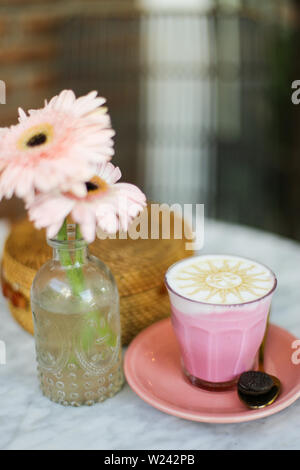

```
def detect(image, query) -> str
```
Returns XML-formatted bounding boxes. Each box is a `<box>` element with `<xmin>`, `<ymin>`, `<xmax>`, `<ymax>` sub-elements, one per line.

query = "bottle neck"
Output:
<box><xmin>48</xmin><ymin>239</ymin><xmax>89</xmax><ymax>265</ymax></box>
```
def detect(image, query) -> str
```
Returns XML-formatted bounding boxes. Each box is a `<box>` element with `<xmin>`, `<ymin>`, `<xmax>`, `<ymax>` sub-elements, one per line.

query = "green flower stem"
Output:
<box><xmin>56</xmin><ymin>220</ymin><xmax>85</xmax><ymax>296</ymax></box>
<box><xmin>56</xmin><ymin>220</ymin><xmax>116</xmax><ymax>349</ymax></box>
<box><xmin>75</xmin><ymin>225</ymin><xmax>85</xmax><ymax>266</ymax></box>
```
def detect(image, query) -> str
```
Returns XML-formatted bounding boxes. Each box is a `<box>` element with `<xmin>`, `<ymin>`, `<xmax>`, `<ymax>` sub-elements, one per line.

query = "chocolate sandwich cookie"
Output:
<box><xmin>238</xmin><ymin>371</ymin><xmax>274</xmax><ymax>396</ymax></box>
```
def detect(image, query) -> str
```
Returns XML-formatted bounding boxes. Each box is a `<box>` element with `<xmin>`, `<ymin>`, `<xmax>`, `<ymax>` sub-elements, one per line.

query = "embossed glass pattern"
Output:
<box><xmin>31</xmin><ymin>238</ymin><xmax>124</xmax><ymax>406</ymax></box>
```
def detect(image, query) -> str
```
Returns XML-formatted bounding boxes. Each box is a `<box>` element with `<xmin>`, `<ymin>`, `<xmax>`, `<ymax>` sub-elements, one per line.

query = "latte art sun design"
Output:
<box><xmin>174</xmin><ymin>257</ymin><xmax>274</xmax><ymax>304</ymax></box>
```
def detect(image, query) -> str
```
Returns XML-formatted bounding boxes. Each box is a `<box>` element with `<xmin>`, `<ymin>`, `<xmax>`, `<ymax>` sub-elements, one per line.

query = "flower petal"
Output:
<box><xmin>0</xmin><ymin>89</ymin><xmax>115</xmax><ymax>200</ymax></box>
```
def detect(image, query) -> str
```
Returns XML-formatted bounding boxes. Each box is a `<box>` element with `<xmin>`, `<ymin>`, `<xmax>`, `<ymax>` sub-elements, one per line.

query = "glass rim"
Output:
<box><xmin>164</xmin><ymin>253</ymin><xmax>277</xmax><ymax>308</ymax></box>
<box><xmin>47</xmin><ymin>238</ymin><xmax>87</xmax><ymax>249</ymax></box>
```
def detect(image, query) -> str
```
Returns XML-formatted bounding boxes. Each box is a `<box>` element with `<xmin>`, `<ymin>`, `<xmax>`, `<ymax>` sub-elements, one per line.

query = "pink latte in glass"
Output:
<box><xmin>165</xmin><ymin>255</ymin><xmax>277</xmax><ymax>389</ymax></box>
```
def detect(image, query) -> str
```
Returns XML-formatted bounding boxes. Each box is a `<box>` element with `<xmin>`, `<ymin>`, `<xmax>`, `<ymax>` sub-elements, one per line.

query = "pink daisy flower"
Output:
<box><xmin>0</xmin><ymin>90</ymin><xmax>115</xmax><ymax>201</ymax></box>
<box><xmin>27</xmin><ymin>162</ymin><xmax>147</xmax><ymax>243</ymax></box>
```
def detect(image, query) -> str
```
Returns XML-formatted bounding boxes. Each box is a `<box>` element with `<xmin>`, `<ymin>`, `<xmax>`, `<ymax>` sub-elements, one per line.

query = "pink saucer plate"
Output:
<box><xmin>124</xmin><ymin>318</ymin><xmax>300</xmax><ymax>423</ymax></box>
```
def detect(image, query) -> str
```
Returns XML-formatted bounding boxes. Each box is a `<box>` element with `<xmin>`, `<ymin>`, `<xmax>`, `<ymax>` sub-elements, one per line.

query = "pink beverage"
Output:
<box><xmin>165</xmin><ymin>255</ymin><xmax>277</xmax><ymax>389</ymax></box>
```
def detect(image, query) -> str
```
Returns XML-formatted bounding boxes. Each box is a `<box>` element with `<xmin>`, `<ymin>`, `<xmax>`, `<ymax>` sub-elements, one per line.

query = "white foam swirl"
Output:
<box><xmin>166</xmin><ymin>255</ymin><xmax>276</xmax><ymax>305</ymax></box>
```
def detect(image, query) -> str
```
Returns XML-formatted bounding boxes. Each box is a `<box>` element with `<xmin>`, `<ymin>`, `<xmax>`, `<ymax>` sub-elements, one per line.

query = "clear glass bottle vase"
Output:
<box><xmin>31</xmin><ymin>229</ymin><xmax>124</xmax><ymax>406</ymax></box>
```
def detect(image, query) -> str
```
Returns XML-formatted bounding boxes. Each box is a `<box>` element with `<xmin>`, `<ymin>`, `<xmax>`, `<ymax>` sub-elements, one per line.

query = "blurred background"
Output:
<box><xmin>0</xmin><ymin>0</ymin><xmax>300</xmax><ymax>240</ymax></box>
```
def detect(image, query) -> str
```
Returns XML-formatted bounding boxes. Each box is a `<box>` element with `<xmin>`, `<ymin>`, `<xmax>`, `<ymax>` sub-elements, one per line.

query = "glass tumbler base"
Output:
<box><xmin>183</xmin><ymin>367</ymin><xmax>238</xmax><ymax>391</ymax></box>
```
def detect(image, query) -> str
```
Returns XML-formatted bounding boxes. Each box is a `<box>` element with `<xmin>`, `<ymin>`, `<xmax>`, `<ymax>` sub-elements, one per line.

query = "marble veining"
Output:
<box><xmin>0</xmin><ymin>219</ymin><xmax>300</xmax><ymax>450</ymax></box>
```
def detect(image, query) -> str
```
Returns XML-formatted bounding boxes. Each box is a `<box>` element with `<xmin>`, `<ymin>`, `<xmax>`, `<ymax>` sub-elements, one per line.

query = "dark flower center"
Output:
<box><xmin>85</xmin><ymin>181</ymin><xmax>99</xmax><ymax>192</ymax></box>
<box><xmin>26</xmin><ymin>133</ymin><xmax>47</xmax><ymax>147</ymax></box>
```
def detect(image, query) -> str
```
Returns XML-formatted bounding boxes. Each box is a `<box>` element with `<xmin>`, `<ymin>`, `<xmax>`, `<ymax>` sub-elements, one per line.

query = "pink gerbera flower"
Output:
<box><xmin>27</xmin><ymin>162</ymin><xmax>147</xmax><ymax>243</ymax></box>
<box><xmin>0</xmin><ymin>90</ymin><xmax>115</xmax><ymax>200</ymax></box>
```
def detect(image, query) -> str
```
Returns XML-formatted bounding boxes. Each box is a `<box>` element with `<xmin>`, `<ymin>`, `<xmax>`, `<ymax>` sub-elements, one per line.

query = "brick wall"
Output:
<box><xmin>0</xmin><ymin>0</ymin><xmax>138</xmax><ymax>126</ymax></box>
<box><xmin>1</xmin><ymin>2</ymin><xmax>61</xmax><ymax>127</ymax></box>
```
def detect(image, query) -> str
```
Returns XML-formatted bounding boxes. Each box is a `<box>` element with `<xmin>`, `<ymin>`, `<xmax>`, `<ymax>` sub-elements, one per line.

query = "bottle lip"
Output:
<box><xmin>47</xmin><ymin>238</ymin><xmax>87</xmax><ymax>249</ymax></box>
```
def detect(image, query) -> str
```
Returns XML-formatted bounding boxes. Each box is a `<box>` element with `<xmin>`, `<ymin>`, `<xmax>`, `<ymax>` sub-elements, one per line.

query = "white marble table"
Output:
<box><xmin>1</xmin><ymin>219</ymin><xmax>300</xmax><ymax>450</ymax></box>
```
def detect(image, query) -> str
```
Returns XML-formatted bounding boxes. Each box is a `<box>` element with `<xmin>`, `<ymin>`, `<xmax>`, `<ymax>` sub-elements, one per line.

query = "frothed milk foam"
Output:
<box><xmin>165</xmin><ymin>255</ymin><xmax>277</xmax><ymax>386</ymax></box>
<box><xmin>166</xmin><ymin>254</ymin><xmax>275</xmax><ymax>306</ymax></box>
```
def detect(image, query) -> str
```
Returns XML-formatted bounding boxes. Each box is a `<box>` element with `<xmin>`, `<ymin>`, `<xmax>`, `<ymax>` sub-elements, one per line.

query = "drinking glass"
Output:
<box><xmin>165</xmin><ymin>255</ymin><xmax>277</xmax><ymax>390</ymax></box>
